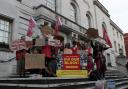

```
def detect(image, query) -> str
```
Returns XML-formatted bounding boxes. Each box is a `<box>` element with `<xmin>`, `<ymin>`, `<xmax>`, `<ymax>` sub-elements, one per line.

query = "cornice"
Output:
<box><xmin>93</xmin><ymin>0</ymin><xmax>110</xmax><ymax>17</ymax></box>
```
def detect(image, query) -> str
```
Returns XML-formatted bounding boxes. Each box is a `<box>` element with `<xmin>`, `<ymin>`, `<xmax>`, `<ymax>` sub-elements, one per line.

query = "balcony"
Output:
<box><xmin>34</xmin><ymin>4</ymin><xmax>87</xmax><ymax>36</ymax></box>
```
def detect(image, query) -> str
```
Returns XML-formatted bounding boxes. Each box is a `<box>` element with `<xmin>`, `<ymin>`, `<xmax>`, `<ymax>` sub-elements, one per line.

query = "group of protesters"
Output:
<box><xmin>16</xmin><ymin>35</ymin><xmax>108</xmax><ymax>80</ymax></box>
<box><xmin>15</xmin><ymin>21</ymin><xmax>109</xmax><ymax>79</ymax></box>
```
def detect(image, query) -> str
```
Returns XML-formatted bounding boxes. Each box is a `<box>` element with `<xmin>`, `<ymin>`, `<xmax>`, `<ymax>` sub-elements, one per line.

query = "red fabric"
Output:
<box><xmin>16</xmin><ymin>50</ymin><xmax>26</xmax><ymax>60</ymax></box>
<box><xmin>94</xmin><ymin>55</ymin><xmax>102</xmax><ymax>71</ymax></box>
<box><xmin>88</xmin><ymin>47</ymin><xmax>93</xmax><ymax>55</ymax></box>
<box><xmin>42</xmin><ymin>45</ymin><xmax>52</xmax><ymax>58</ymax></box>
<box><xmin>16</xmin><ymin>51</ymin><xmax>21</xmax><ymax>60</ymax></box>
<box><xmin>103</xmin><ymin>27</ymin><xmax>112</xmax><ymax>48</ymax></box>
<box><xmin>87</xmin><ymin>56</ymin><xmax>94</xmax><ymax>72</ymax></box>
<box><xmin>27</xmin><ymin>16</ymin><xmax>36</xmax><ymax>37</ymax></box>
<box><xmin>54</xmin><ymin>17</ymin><xmax>62</xmax><ymax>36</ymax></box>
<box><xmin>72</xmin><ymin>47</ymin><xmax>78</xmax><ymax>54</ymax></box>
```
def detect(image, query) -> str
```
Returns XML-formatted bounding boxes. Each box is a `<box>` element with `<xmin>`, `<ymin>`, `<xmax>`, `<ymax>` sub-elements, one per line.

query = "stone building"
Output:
<box><xmin>0</xmin><ymin>0</ymin><xmax>126</xmax><ymax>76</ymax></box>
<box><xmin>124</xmin><ymin>33</ymin><xmax>128</xmax><ymax>58</ymax></box>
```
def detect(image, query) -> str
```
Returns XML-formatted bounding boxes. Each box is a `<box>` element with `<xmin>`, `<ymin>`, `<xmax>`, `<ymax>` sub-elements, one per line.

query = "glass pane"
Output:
<box><xmin>0</xmin><ymin>37</ymin><xmax>3</xmax><ymax>42</ymax></box>
<box><xmin>5</xmin><ymin>32</ymin><xmax>8</xmax><ymax>38</ymax></box>
<box><xmin>5</xmin><ymin>25</ymin><xmax>9</xmax><ymax>31</ymax></box>
<box><xmin>4</xmin><ymin>37</ymin><xmax>8</xmax><ymax>43</ymax></box>
<box><xmin>4</xmin><ymin>21</ymin><xmax>9</xmax><ymax>26</ymax></box>
<box><xmin>47</xmin><ymin>3</ymin><xmax>52</xmax><ymax>8</ymax></box>
<box><xmin>46</xmin><ymin>0</ymin><xmax>55</xmax><ymax>10</ymax></box>
<box><xmin>0</xmin><ymin>24</ymin><xmax>4</xmax><ymax>30</ymax></box>
<box><xmin>0</xmin><ymin>31</ymin><xmax>4</xmax><ymax>37</ymax></box>
<box><xmin>47</xmin><ymin>0</ymin><xmax>55</xmax><ymax>4</ymax></box>
<box><xmin>1</xmin><ymin>20</ymin><xmax>4</xmax><ymax>25</ymax></box>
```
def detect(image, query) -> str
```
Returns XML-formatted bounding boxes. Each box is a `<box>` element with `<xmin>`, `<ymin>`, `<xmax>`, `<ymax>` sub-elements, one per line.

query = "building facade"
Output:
<box><xmin>0</xmin><ymin>0</ymin><xmax>126</xmax><ymax>76</ymax></box>
<box><xmin>124</xmin><ymin>33</ymin><xmax>128</xmax><ymax>58</ymax></box>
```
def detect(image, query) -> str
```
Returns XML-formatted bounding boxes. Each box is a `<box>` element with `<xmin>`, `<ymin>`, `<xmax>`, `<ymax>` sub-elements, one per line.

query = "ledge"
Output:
<box><xmin>110</xmin><ymin>20</ymin><xmax>123</xmax><ymax>34</ymax></box>
<box><xmin>93</xmin><ymin>0</ymin><xmax>110</xmax><ymax>17</ymax></box>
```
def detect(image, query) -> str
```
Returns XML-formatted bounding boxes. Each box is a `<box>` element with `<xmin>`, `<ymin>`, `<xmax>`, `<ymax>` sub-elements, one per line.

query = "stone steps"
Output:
<box><xmin>0</xmin><ymin>79</ymin><xmax>96</xmax><ymax>89</ymax></box>
<box><xmin>0</xmin><ymin>69</ymin><xmax>127</xmax><ymax>89</ymax></box>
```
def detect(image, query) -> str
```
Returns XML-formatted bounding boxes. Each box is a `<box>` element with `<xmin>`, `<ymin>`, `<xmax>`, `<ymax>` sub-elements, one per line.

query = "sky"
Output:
<box><xmin>98</xmin><ymin>0</ymin><xmax>128</xmax><ymax>33</ymax></box>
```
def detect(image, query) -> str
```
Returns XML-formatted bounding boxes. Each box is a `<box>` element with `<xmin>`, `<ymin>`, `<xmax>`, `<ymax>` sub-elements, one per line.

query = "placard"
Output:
<box><xmin>25</xmin><ymin>54</ymin><xmax>45</xmax><ymax>69</ymax></box>
<box><xmin>86</xmin><ymin>28</ymin><xmax>99</xmax><ymax>39</ymax></box>
<box><xmin>57</xmin><ymin>70</ymin><xmax>88</xmax><ymax>78</ymax></box>
<box><xmin>107</xmin><ymin>80</ymin><xmax>115</xmax><ymax>89</ymax></box>
<box><xmin>63</xmin><ymin>54</ymin><xmax>80</xmax><ymax>70</ymax></box>
<box><xmin>35</xmin><ymin>39</ymin><xmax>45</xmax><ymax>46</ymax></box>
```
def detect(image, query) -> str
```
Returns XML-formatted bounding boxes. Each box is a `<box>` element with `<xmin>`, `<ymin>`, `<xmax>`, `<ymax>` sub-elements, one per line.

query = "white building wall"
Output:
<box><xmin>94</xmin><ymin>5</ymin><xmax>116</xmax><ymax>66</ymax></box>
<box><xmin>60</xmin><ymin>0</ymin><xmax>96</xmax><ymax>28</ymax></box>
<box><xmin>111</xmin><ymin>24</ymin><xmax>126</xmax><ymax>57</ymax></box>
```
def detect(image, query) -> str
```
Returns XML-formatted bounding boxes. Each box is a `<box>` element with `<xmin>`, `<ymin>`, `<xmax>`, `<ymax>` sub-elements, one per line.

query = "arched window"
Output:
<box><xmin>86</xmin><ymin>14</ymin><xmax>91</xmax><ymax>28</ymax></box>
<box><xmin>102</xmin><ymin>22</ymin><xmax>107</xmax><ymax>30</ymax></box>
<box><xmin>70</xmin><ymin>2</ymin><xmax>77</xmax><ymax>22</ymax></box>
<box><xmin>86</xmin><ymin>12</ymin><xmax>92</xmax><ymax>28</ymax></box>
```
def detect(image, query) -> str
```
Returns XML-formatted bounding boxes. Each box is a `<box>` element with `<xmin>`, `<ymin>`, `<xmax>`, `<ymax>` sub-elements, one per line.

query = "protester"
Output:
<box><xmin>16</xmin><ymin>36</ymin><xmax>26</xmax><ymax>77</ymax></box>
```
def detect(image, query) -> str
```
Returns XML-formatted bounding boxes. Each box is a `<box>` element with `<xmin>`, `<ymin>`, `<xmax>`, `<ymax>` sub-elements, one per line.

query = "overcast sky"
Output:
<box><xmin>98</xmin><ymin>0</ymin><xmax>128</xmax><ymax>33</ymax></box>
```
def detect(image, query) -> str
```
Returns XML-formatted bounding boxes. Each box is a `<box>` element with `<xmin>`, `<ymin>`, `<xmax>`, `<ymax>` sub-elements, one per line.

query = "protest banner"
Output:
<box><xmin>57</xmin><ymin>54</ymin><xmax>88</xmax><ymax>78</ymax></box>
<box><xmin>10</xmin><ymin>40</ymin><xmax>26</xmax><ymax>51</ymax></box>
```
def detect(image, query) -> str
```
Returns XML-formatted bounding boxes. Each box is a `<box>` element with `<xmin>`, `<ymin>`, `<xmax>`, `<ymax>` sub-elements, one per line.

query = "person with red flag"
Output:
<box><xmin>27</xmin><ymin>16</ymin><xmax>36</xmax><ymax>37</ymax></box>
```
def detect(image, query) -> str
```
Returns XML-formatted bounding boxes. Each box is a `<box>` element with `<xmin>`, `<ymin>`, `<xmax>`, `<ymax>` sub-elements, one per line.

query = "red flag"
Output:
<box><xmin>103</xmin><ymin>28</ymin><xmax>112</xmax><ymax>48</ymax></box>
<box><xmin>54</xmin><ymin>17</ymin><xmax>62</xmax><ymax>36</ymax></box>
<box><xmin>27</xmin><ymin>16</ymin><xmax>36</xmax><ymax>37</ymax></box>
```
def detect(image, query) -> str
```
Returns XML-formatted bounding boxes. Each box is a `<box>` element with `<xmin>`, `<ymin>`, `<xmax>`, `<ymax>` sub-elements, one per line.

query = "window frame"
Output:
<box><xmin>70</xmin><ymin>3</ymin><xmax>77</xmax><ymax>22</ymax></box>
<box><xmin>86</xmin><ymin>14</ymin><xmax>92</xmax><ymax>28</ymax></box>
<box><xmin>0</xmin><ymin>16</ymin><xmax>12</xmax><ymax>50</ymax></box>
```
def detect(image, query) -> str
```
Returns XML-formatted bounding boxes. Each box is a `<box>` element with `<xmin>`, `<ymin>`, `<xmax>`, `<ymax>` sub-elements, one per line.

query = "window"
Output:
<box><xmin>112</xmin><ymin>28</ymin><xmax>115</xmax><ymax>36</ymax></box>
<box><xmin>122</xmin><ymin>46</ymin><xmax>124</xmax><ymax>55</ymax></box>
<box><xmin>0</xmin><ymin>19</ymin><xmax>10</xmax><ymax>44</ymax></box>
<box><xmin>117</xmin><ymin>32</ymin><xmax>118</xmax><ymax>37</ymax></box>
<box><xmin>118</xmin><ymin>43</ymin><xmax>120</xmax><ymax>53</ymax></box>
<box><xmin>42</xmin><ymin>0</ymin><xmax>55</xmax><ymax>10</ymax></box>
<box><xmin>114</xmin><ymin>41</ymin><xmax>117</xmax><ymax>53</ymax></box>
<box><xmin>120</xmin><ymin>35</ymin><xmax>123</xmax><ymax>41</ymax></box>
<box><xmin>86</xmin><ymin>14</ymin><xmax>91</xmax><ymax>28</ymax></box>
<box><xmin>70</xmin><ymin>3</ymin><xmax>77</xmax><ymax>22</ymax></box>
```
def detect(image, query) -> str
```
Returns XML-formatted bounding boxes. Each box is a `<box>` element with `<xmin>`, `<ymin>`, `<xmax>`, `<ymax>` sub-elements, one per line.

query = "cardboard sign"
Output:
<box><xmin>64</xmin><ymin>48</ymin><xmax>73</xmax><ymax>54</ymax></box>
<box><xmin>63</xmin><ymin>54</ymin><xmax>80</xmax><ymax>70</ymax></box>
<box><xmin>25</xmin><ymin>54</ymin><xmax>45</xmax><ymax>69</ymax></box>
<box><xmin>86</xmin><ymin>28</ymin><xmax>99</xmax><ymax>39</ymax></box>
<box><xmin>35</xmin><ymin>39</ymin><xmax>45</xmax><ymax>46</ymax></box>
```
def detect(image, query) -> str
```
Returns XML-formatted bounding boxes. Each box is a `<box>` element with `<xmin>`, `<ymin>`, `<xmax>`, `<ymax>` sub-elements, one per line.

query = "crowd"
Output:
<box><xmin>15</xmin><ymin>22</ymin><xmax>108</xmax><ymax>80</ymax></box>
